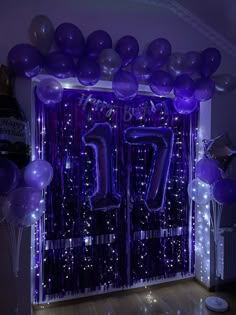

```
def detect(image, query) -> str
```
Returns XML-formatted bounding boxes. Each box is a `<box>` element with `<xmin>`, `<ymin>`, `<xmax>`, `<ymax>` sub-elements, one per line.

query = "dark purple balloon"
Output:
<box><xmin>86</xmin><ymin>30</ymin><xmax>112</xmax><ymax>59</ymax></box>
<box><xmin>0</xmin><ymin>158</ymin><xmax>19</xmax><ymax>194</ymax></box>
<box><xmin>55</xmin><ymin>23</ymin><xmax>85</xmax><ymax>57</ymax></box>
<box><xmin>132</xmin><ymin>55</ymin><xmax>152</xmax><ymax>81</ymax></box>
<box><xmin>146</xmin><ymin>38</ymin><xmax>172</xmax><ymax>69</ymax></box>
<box><xmin>184</xmin><ymin>51</ymin><xmax>201</xmax><ymax>75</ymax></box>
<box><xmin>115</xmin><ymin>35</ymin><xmax>139</xmax><ymax>67</ymax></box>
<box><xmin>112</xmin><ymin>70</ymin><xmax>138</xmax><ymax>101</ymax></box>
<box><xmin>194</xmin><ymin>78</ymin><xmax>215</xmax><ymax>101</ymax></box>
<box><xmin>196</xmin><ymin>158</ymin><xmax>222</xmax><ymax>184</ymax></box>
<box><xmin>45</xmin><ymin>51</ymin><xmax>75</xmax><ymax>78</ymax></box>
<box><xmin>149</xmin><ymin>70</ymin><xmax>174</xmax><ymax>96</ymax></box>
<box><xmin>76</xmin><ymin>57</ymin><xmax>100</xmax><ymax>86</ymax></box>
<box><xmin>174</xmin><ymin>74</ymin><xmax>195</xmax><ymax>99</ymax></box>
<box><xmin>8</xmin><ymin>44</ymin><xmax>43</xmax><ymax>78</ymax></box>
<box><xmin>200</xmin><ymin>47</ymin><xmax>221</xmax><ymax>78</ymax></box>
<box><xmin>173</xmin><ymin>97</ymin><xmax>199</xmax><ymax>115</ymax></box>
<box><xmin>213</xmin><ymin>178</ymin><xmax>236</xmax><ymax>205</ymax></box>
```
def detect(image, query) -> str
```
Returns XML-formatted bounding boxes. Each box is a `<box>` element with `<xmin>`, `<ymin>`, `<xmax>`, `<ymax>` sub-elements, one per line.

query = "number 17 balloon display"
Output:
<box><xmin>83</xmin><ymin>123</ymin><xmax>173</xmax><ymax>212</ymax></box>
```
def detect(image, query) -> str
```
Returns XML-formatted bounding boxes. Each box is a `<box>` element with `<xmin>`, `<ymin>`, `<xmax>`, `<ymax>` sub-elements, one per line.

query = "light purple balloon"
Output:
<box><xmin>3</xmin><ymin>187</ymin><xmax>44</xmax><ymax>227</ymax></box>
<box><xmin>24</xmin><ymin>160</ymin><xmax>53</xmax><ymax>190</ymax></box>
<box><xmin>149</xmin><ymin>70</ymin><xmax>174</xmax><ymax>96</ymax></box>
<box><xmin>194</xmin><ymin>78</ymin><xmax>215</xmax><ymax>101</ymax></box>
<box><xmin>36</xmin><ymin>78</ymin><xmax>63</xmax><ymax>105</ymax></box>
<box><xmin>173</xmin><ymin>97</ymin><xmax>199</xmax><ymax>115</ymax></box>
<box><xmin>132</xmin><ymin>56</ymin><xmax>152</xmax><ymax>81</ymax></box>
<box><xmin>213</xmin><ymin>178</ymin><xmax>236</xmax><ymax>205</ymax></box>
<box><xmin>0</xmin><ymin>158</ymin><xmax>20</xmax><ymax>194</ymax></box>
<box><xmin>196</xmin><ymin>158</ymin><xmax>222</xmax><ymax>184</ymax></box>
<box><xmin>112</xmin><ymin>70</ymin><xmax>138</xmax><ymax>101</ymax></box>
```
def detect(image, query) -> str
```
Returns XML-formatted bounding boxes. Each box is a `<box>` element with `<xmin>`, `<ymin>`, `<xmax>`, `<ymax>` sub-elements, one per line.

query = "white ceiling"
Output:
<box><xmin>176</xmin><ymin>0</ymin><xmax>236</xmax><ymax>46</ymax></box>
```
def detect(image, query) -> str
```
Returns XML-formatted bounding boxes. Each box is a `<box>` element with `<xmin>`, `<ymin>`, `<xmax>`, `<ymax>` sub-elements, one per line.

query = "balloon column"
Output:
<box><xmin>6</xmin><ymin>15</ymin><xmax>236</xmax><ymax>108</ymax></box>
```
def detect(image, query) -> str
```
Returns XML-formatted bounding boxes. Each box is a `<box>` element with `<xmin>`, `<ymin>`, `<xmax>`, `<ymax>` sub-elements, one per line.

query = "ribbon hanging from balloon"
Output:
<box><xmin>124</xmin><ymin>126</ymin><xmax>174</xmax><ymax>212</ymax></box>
<box><xmin>83</xmin><ymin>122</ymin><xmax>121</xmax><ymax>211</ymax></box>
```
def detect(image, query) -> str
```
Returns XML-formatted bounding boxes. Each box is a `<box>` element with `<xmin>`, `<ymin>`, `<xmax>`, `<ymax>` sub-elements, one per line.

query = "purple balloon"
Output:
<box><xmin>146</xmin><ymin>38</ymin><xmax>172</xmax><ymax>69</ymax></box>
<box><xmin>174</xmin><ymin>74</ymin><xmax>195</xmax><ymax>99</ymax></box>
<box><xmin>132</xmin><ymin>55</ymin><xmax>152</xmax><ymax>81</ymax></box>
<box><xmin>112</xmin><ymin>70</ymin><xmax>138</xmax><ymax>101</ymax></box>
<box><xmin>8</xmin><ymin>44</ymin><xmax>43</xmax><ymax>78</ymax></box>
<box><xmin>184</xmin><ymin>51</ymin><xmax>201</xmax><ymax>75</ymax></box>
<box><xmin>45</xmin><ymin>51</ymin><xmax>75</xmax><ymax>78</ymax></box>
<box><xmin>213</xmin><ymin>178</ymin><xmax>236</xmax><ymax>205</ymax></box>
<box><xmin>194</xmin><ymin>78</ymin><xmax>215</xmax><ymax>101</ymax></box>
<box><xmin>200</xmin><ymin>47</ymin><xmax>221</xmax><ymax>78</ymax></box>
<box><xmin>3</xmin><ymin>187</ymin><xmax>44</xmax><ymax>227</ymax></box>
<box><xmin>196</xmin><ymin>158</ymin><xmax>222</xmax><ymax>184</ymax></box>
<box><xmin>55</xmin><ymin>23</ymin><xmax>85</xmax><ymax>57</ymax></box>
<box><xmin>173</xmin><ymin>97</ymin><xmax>199</xmax><ymax>115</ymax></box>
<box><xmin>86</xmin><ymin>30</ymin><xmax>112</xmax><ymax>59</ymax></box>
<box><xmin>76</xmin><ymin>57</ymin><xmax>100</xmax><ymax>86</ymax></box>
<box><xmin>36</xmin><ymin>78</ymin><xmax>63</xmax><ymax>105</ymax></box>
<box><xmin>149</xmin><ymin>70</ymin><xmax>174</xmax><ymax>96</ymax></box>
<box><xmin>24</xmin><ymin>160</ymin><xmax>53</xmax><ymax>190</ymax></box>
<box><xmin>115</xmin><ymin>35</ymin><xmax>139</xmax><ymax>67</ymax></box>
<box><xmin>0</xmin><ymin>158</ymin><xmax>19</xmax><ymax>194</ymax></box>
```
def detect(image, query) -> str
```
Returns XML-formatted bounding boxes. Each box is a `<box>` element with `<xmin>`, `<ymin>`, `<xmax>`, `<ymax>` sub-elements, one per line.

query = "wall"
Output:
<box><xmin>0</xmin><ymin>0</ymin><xmax>236</xmax><ymax>313</ymax></box>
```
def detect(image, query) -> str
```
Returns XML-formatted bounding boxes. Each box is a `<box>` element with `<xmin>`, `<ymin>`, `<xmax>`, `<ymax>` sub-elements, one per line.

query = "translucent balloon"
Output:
<box><xmin>86</xmin><ymin>30</ymin><xmax>112</xmax><ymax>59</ymax></box>
<box><xmin>187</xmin><ymin>178</ymin><xmax>212</xmax><ymax>205</ymax></box>
<box><xmin>173</xmin><ymin>97</ymin><xmax>199</xmax><ymax>115</ymax></box>
<box><xmin>24</xmin><ymin>160</ymin><xmax>53</xmax><ymax>190</ymax></box>
<box><xmin>98</xmin><ymin>49</ymin><xmax>121</xmax><ymax>77</ymax></box>
<box><xmin>36</xmin><ymin>78</ymin><xmax>63</xmax><ymax>105</ymax></box>
<box><xmin>194</xmin><ymin>78</ymin><xmax>215</xmax><ymax>101</ymax></box>
<box><xmin>45</xmin><ymin>51</ymin><xmax>75</xmax><ymax>78</ymax></box>
<box><xmin>55</xmin><ymin>23</ymin><xmax>85</xmax><ymax>57</ymax></box>
<box><xmin>212</xmin><ymin>73</ymin><xmax>236</xmax><ymax>95</ymax></box>
<box><xmin>0</xmin><ymin>158</ymin><xmax>19</xmax><ymax>194</ymax></box>
<box><xmin>167</xmin><ymin>52</ymin><xmax>185</xmax><ymax>78</ymax></box>
<box><xmin>196</xmin><ymin>158</ymin><xmax>222</xmax><ymax>185</ymax></box>
<box><xmin>146</xmin><ymin>38</ymin><xmax>172</xmax><ymax>69</ymax></box>
<box><xmin>8</xmin><ymin>44</ymin><xmax>43</xmax><ymax>78</ymax></box>
<box><xmin>29</xmin><ymin>15</ymin><xmax>54</xmax><ymax>55</ymax></box>
<box><xmin>76</xmin><ymin>57</ymin><xmax>100</xmax><ymax>86</ymax></box>
<box><xmin>132</xmin><ymin>56</ymin><xmax>152</xmax><ymax>81</ymax></box>
<box><xmin>112</xmin><ymin>70</ymin><xmax>138</xmax><ymax>101</ymax></box>
<box><xmin>149</xmin><ymin>70</ymin><xmax>174</xmax><ymax>96</ymax></box>
<box><xmin>174</xmin><ymin>74</ymin><xmax>195</xmax><ymax>99</ymax></box>
<box><xmin>2</xmin><ymin>187</ymin><xmax>44</xmax><ymax>227</ymax></box>
<box><xmin>115</xmin><ymin>35</ymin><xmax>139</xmax><ymax>67</ymax></box>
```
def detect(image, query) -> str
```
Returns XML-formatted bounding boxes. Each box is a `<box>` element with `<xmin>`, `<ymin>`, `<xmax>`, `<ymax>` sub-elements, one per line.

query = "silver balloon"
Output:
<box><xmin>167</xmin><ymin>52</ymin><xmax>185</xmax><ymax>78</ymax></box>
<box><xmin>98</xmin><ymin>49</ymin><xmax>121</xmax><ymax>77</ymax></box>
<box><xmin>29</xmin><ymin>15</ymin><xmax>54</xmax><ymax>55</ymax></box>
<box><xmin>212</xmin><ymin>73</ymin><xmax>236</xmax><ymax>94</ymax></box>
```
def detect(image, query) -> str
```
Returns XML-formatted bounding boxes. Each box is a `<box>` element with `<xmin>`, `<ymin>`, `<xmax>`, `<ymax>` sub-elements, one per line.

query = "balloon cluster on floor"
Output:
<box><xmin>188</xmin><ymin>133</ymin><xmax>236</xmax><ymax>205</ymax></box>
<box><xmin>0</xmin><ymin>158</ymin><xmax>53</xmax><ymax>227</ymax></box>
<box><xmin>7</xmin><ymin>15</ymin><xmax>236</xmax><ymax>114</ymax></box>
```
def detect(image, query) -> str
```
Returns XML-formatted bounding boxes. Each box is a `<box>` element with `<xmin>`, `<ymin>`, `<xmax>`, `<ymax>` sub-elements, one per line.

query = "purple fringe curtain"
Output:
<box><xmin>33</xmin><ymin>88</ymin><xmax>198</xmax><ymax>303</ymax></box>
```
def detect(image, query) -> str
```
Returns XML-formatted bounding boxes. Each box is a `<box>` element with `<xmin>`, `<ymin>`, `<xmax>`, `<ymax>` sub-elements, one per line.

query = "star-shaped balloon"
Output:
<box><xmin>203</xmin><ymin>133</ymin><xmax>236</xmax><ymax>171</ymax></box>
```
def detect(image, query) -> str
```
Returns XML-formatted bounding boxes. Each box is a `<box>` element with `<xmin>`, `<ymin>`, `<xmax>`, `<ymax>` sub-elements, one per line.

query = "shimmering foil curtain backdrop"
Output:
<box><xmin>33</xmin><ymin>88</ymin><xmax>198</xmax><ymax>303</ymax></box>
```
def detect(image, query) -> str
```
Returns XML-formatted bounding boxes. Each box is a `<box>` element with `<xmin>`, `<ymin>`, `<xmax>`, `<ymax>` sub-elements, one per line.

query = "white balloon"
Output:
<box><xmin>187</xmin><ymin>178</ymin><xmax>212</xmax><ymax>205</ymax></box>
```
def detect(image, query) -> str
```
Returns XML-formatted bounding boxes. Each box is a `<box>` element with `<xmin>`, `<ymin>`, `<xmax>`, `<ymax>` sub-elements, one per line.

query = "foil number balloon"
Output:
<box><xmin>84</xmin><ymin>123</ymin><xmax>173</xmax><ymax>212</ymax></box>
<box><xmin>124</xmin><ymin>127</ymin><xmax>174</xmax><ymax>212</ymax></box>
<box><xmin>83</xmin><ymin>122</ymin><xmax>121</xmax><ymax>211</ymax></box>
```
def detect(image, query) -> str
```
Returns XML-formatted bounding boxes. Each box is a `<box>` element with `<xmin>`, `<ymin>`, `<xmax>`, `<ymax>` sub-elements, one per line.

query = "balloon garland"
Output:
<box><xmin>6</xmin><ymin>15</ymin><xmax>236</xmax><ymax>115</ymax></box>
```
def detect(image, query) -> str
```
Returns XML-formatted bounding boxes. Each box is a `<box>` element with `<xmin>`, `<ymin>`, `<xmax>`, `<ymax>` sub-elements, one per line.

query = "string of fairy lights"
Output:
<box><xmin>32</xmin><ymin>88</ymin><xmax>198</xmax><ymax>303</ymax></box>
